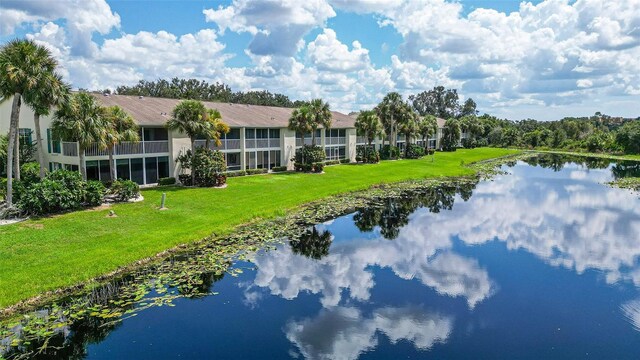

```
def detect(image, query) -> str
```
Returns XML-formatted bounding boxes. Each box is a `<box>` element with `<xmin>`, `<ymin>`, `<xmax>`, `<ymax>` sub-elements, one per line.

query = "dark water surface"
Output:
<box><xmin>12</xmin><ymin>155</ymin><xmax>640</xmax><ymax>359</ymax></box>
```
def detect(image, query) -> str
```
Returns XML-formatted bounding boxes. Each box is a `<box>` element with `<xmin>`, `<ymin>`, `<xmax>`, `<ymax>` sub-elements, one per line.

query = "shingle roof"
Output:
<box><xmin>92</xmin><ymin>94</ymin><xmax>355</xmax><ymax>128</ymax></box>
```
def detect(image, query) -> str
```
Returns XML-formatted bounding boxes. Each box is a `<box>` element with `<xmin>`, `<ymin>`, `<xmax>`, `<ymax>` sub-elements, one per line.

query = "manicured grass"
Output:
<box><xmin>0</xmin><ymin>148</ymin><xmax>518</xmax><ymax>309</ymax></box>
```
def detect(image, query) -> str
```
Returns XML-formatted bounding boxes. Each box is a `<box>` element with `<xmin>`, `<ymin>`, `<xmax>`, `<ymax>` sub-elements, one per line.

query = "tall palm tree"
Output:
<box><xmin>307</xmin><ymin>99</ymin><xmax>332</xmax><ymax>146</ymax></box>
<box><xmin>376</xmin><ymin>92</ymin><xmax>404</xmax><ymax>149</ymax></box>
<box><xmin>289</xmin><ymin>104</ymin><xmax>312</xmax><ymax>142</ymax></box>
<box><xmin>418</xmin><ymin>115</ymin><xmax>438</xmax><ymax>150</ymax></box>
<box><xmin>0</xmin><ymin>39</ymin><xmax>57</xmax><ymax>206</ymax></box>
<box><xmin>397</xmin><ymin>103</ymin><xmax>418</xmax><ymax>158</ymax></box>
<box><xmin>355</xmin><ymin>110</ymin><xmax>383</xmax><ymax>160</ymax></box>
<box><xmin>204</xmin><ymin>108</ymin><xmax>229</xmax><ymax>149</ymax></box>
<box><xmin>166</xmin><ymin>100</ymin><xmax>209</xmax><ymax>184</ymax></box>
<box><xmin>24</xmin><ymin>72</ymin><xmax>71</xmax><ymax>178</ymax></box>
<box><xmin>52</xmin><ymin>93</ymin><xmax>109</xmax><ymax>180</ymax></box>
<box><xmin>104</xmin><ymin>106</ymin><xmax>139</xmax><ymax>181</ymax></box>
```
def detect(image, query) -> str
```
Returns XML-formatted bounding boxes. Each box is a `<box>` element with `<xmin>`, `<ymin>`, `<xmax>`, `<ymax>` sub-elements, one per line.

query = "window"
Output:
<box><xmin>245</xmin><ymin>151</ymin><xmax>256</xmax><ymax>169</ymax></box>
<box><xmin>245</xmin><ymin>128</ymin><xmax>255</xmax><ymax>139</ymax></box>
<box><xmin>145</xmin><ymin>157</ymin><xmax>158</xmax><ymax>184</ymax></box>
<box><xmin>226</xmin><ymin>152</ymin><xmax>241</xmax><ymax>171</ymax></box>
<box><xmin>131</xmin><ymin>158</ymin><xmax>144</xmax><ymax>184</ymax></box>
<box><xmin>65</xmin><ymin>164</ymin><xmax>78</xmax><ymax>172</ymax></box>
<box><xmin>86</xmin><ymin>161</ymin><xmax>99</xmax><ymax>181</ymax></box>
<box><xmin>99</xmin><ymin>160</ymin><xmax>110</xmax><ymax>181</ymax></box>
<box><xmin>116</xmin><ymin>159</ymin><xmax>131</xmax><ymax>181</ymax></box>
<box><xmin>47</xmin><ymin>129</ymin><xmax>61</xmax><ymax>154</ymax></box>
<box><xmin>143</xmin><ymin>128</ymin><xmax>168</xmax><ymax>141</ymax></box>
<box><xmin>19</xmin><ymin>128</ymin><xmax>33</xmax><ymax>145</ymax></box>
<box><xmin>269</xmin><ymin>129</ymin><xmax>280</xmax><ymax>139</ymax></box>
<box><xmin>158</xmin><ymin>156</ymin><xmax>169</xmax><ymax>179</ymax></box>
<box><xmin>227</xmin><ymin>128</ymin><xmax>241</xmax><ymax>139</ymax></box>
<box><xmin>269</xmin><ymin>150</ymin><xmax>281</xmax><ymax>168</ymax></box>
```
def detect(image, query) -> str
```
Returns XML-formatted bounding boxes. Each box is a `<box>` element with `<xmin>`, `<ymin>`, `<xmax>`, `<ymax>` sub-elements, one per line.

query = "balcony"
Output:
<box><xmin>194</xmin><ymin>139</ymin><xmax>241</xmax><ymax>151</ymax></box>
<box><xmin>325</xmin><ymin>137</ymin><xmax>346</xmax><ymax>145</ymax></box>
<box><xmin>62</xmin><ymin>142</ymin><xmax>78</xmax><ymax>157</ymax></box>
<box><xmin>356</xmin><ymin>136</ymin><xmax>367</xmax><ymax>145</ymax></box>
<box><xmin>245</xmin><ymin>138</ymin><xmax>281</xmax><ymax>149</ymax></box>
<box><xmin>295</xmin><ymin>138</ymin><xmax>314</xmax><ymax>147</ymax></box>
<box><xmin>75</xmin><ymin>141</ymin><xmax>170</xmax><ymax>157</ymax></box>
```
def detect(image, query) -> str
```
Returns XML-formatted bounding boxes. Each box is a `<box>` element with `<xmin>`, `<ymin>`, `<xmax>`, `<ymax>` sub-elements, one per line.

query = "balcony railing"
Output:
<box><xmin>62</xmin><ymin>142</ymin><xmax>78</xmax><ymax>157</ymax></box>
<box><xmin>245</xmin><ymin>138</ymin><xmax>281</xmax><ymax>149</ymax></box>
<box><xmin>194</xmin><ymin>139</ymin><xmax>242</xmax><ymax>151</ymax></box>
<box><xmin>295</xmin><ymin>138</ymin><xmax>314</xmax><ymax>147</ymax></box>
<box><xmin>68</xmin><ymin>141</ymin><xmax>168</xmax><ymax>157</ymax></box>
<box><xmin>326</xmin><ymin>137</ymin><xmax>346</xmax><ymax>145</ymax></box>
<box><xmin>356</xmin><ymin>136</ymin><xmax>367</xmax><ymax>144</ymax></box>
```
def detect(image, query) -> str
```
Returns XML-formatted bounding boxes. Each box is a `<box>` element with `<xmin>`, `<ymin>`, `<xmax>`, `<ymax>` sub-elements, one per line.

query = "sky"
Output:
<box><xmin>1</xmin><ymin>0</ymin><xmax>639</xmax><ymax>120</ymax></box>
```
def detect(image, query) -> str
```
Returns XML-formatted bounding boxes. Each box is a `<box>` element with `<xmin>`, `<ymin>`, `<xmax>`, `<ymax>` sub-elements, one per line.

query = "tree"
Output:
<box><xmin>24</xmin><ymin>72</ymin><xmax>71</xmax><ymax>178</ymax></box>
<box><xmin>307</xmin><ymin>98</ymin><xmax>332</xmax><ymax>145</ymax></box>
<box><xmin>376</xmin><ymin>92</ymin><xmax>404</xmax><ymax>148</ymax></box>
<box><xmin>204</xmin><ymin>108</ymin><xmax>229</xmax><ymax>149</ymax></box>
<box><xmin>166</xmin><ymin>100</ymin><xmax>210</xmax><ymax>185</ymax></box>
<box><xmin>355</xmin><ymin>110</ymin><xmax>383</xmax><ymax>160</ymax></box>
<box><xmin>409</xmin><ymin>86</ymin><xmax>459</xmax><ymax>118</ymax></box>
<box><xmin>289</xmin><ymin>105</ymin><xmax>313</xmax><ymax>154</ymax></box>
<box><xmin>0</xmin><ymin>39</ymin><xmax>57</xmax><ymax>206</ymax></box>
<box><xmin>52</xmin><ymin>93</ymin><xmax>109</xmax><ymax>180</ymax></box>
<box><xmin>397</xmin><ymin>103</ymin><xmax>418</xmax><ymax>157</ymax></box>
<box><xmin>104</xmin><ymin>106</ymin><xmax>140</xmax><ymax>181</ymax></box>
<box><xmin>460</xmin><ymin>98</ymin><xmax>477</xmax><ymax>117</ymax></box>
<box><xmin>616</xmin><ymin>121</ymin><xmax>640</xmax><ymax>154</ymax></box>
<box><xmin>417</xmin><ymin>115</ymin><xmax>438</xmax><ymax>150</ymax></box>
<box><xmin>290</xmin><ymin>227</ymin><xmax>333</xmax><ymax>260</ymax></box>
<box><xmin>441</xmin><ymin>118</ymin><xmax>461</xmax><ymax>151</ymax></box>
<box><xmin>0</xmin><ymin>133</ymin><xmax>7</xmax><ymax>177</ymax></box>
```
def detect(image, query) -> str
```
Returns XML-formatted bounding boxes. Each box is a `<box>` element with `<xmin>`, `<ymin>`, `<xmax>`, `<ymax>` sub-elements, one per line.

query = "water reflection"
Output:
<box><xmin>286</xmin><ymin>306</ymin><xmax>452</xmax><ymax>360</ymax></box>
<box><xmin>290</xmin><ymin>227</ymin><xmax>334</xmax><ymax>260</ymax></box>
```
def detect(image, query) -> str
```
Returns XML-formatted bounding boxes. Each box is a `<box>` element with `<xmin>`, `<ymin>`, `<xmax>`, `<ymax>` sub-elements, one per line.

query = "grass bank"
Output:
<box><xmin>0</xmin><ymin>148</ymin><xmax>518</xmax><ymax>309</ymax></box>
<box><xmin>536</xmin><ymin>149</ymin><xmax>640</xmax><ymax>162</ymax></box>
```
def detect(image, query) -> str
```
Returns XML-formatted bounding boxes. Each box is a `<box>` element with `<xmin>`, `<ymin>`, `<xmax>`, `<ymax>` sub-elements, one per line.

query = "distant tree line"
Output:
<box><xmin>111</xmin><ymin>78</ymin><xmax>306</xmax><ymax>108</ymax></box>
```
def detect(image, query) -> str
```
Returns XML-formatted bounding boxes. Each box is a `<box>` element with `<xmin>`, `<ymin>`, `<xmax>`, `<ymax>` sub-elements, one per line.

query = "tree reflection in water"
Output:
<box><xmin>290</xmin><ymin>227</ymin><xmax>333</xmax><ymax>260</ymax></box>
<box><xmin>354</xmin><ymin>182</ymin><xmax>477</xmax><ymax>240</ymax></box>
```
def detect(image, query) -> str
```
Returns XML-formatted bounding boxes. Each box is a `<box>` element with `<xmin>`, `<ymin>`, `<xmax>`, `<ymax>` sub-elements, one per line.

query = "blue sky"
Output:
<box><xmin>1</xmin><ymin>0</ymin><xmax>638</xmax><ymax>120</ymax></box>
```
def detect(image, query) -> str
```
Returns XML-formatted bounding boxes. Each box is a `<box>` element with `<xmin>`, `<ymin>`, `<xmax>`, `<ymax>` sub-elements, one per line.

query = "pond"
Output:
<box><xmin>3</xmin><ymin>154</ymin><xmax>640</xmax><ymax>359</ymax></box>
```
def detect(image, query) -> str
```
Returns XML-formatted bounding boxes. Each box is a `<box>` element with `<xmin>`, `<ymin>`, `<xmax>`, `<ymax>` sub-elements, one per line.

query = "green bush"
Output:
<box><xmin>226</xmin><ymin>171</ymin><xmax>246</xmax><ymax>178</ymax></box>
<box><xmin>0</xmin><ymin>177</ymin><xmax>7</xmax><ymax>200</ymax></box>
<box><xmin>380</xmin><ymin>145</ymin><xmax>400</xmax><ymax>160</ymax></box>
<box><xmin>324</xmin><ymin>160</ymin><xmax>341</xmax><ymax>166</ymax></box>
<box><xmin>271</xmin><ymin>166</ymin><xmax>288</xmax><ymax>172</ymax></box>
<box><xmin>85</xmin><ymin>180</ymin><xmax>106</xmax><ymax>206</ymax></box>
<box><xmin>20</xmin><ymin>162</ymin><xmax>41</xmax><ymax>187</ymax></box>
<box><xmin>356</xmin><ymin>145</ymin><xmax>380</xmax><ymax>163</ymax></box>
<box><xmin>109</xmin><ymin>180</ymin><xmax>139</xmax><ymax>202</ymax></box>
<box><xmin>15</xmin><ymin>170</ymin><xmax>88</xmax><ymax>215</ymax></box>
<box><xmin>404</xmin><ymin>144</ymin><xmax>425</xmax><ymax>159</ymax></box>
<box><xmin>294</xmin><ymin>145</ymin><xmax>325</xmax><ymax>165</ymax></box>
<box><xmin>176</xmin><ymin>147</ymin><xmax>227</xmax><ymax>187</ymax></box>
<box><xmin>158</xmin><ymin>177</ymin><xmax>176</xmax><ymax>186</ymax></box>
<box><xmin>294</xmin><ymin>162</ymin><xmax>324</xmax><ymax>173</ymax></box>
<box><xmin>340</xmin><ymin>159</ymin><xmax>351</xmax><ymax>164</ymax></box>
<box><xmin>246</xmin><ymin>168</ymin><xmax>268</xmax><ymax>175</ymax></box>
<box><xmin>461</xmin><ymin>138</ymin><xmax>477</xmax><ymax>149</ymax></box>
<box><xmin>615</xmin><ymin>121</ymin><xmax>640</xmax><ymax>154</ymax></box>
<box><xmin>178</xmin><ymin>174</ymin><xmax>192</xmax><ymax>185</ymax></box>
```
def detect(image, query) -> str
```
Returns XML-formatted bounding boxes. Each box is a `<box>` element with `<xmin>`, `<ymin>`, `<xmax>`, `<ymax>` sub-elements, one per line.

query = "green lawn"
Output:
<box><xmin>0</xmin><ymin>148</ymin><xmax>518</xmax><ymax>309</ymax></box>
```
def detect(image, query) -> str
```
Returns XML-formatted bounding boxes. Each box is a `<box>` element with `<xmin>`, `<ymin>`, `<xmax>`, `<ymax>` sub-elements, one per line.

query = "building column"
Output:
<box><xmin>240</xmin><ymin>127</ymin><xmax>246</xmax><ymax>171</ymax></box>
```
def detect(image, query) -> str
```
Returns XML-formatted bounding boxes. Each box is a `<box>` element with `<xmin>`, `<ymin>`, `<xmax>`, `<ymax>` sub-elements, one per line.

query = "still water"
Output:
<box><xmin>16</xmin><ymin>156</ymin><xmax>640</xmax><ymax>358</ymax></box>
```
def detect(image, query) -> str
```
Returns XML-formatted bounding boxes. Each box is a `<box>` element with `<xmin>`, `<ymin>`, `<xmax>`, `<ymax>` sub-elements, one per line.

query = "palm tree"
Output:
<box><xmin>289</xmin><ymin>105</ymin><xmax>313</xmax><ymax>151</ymax></box>
<box><xmin>418</xmin><ymin>115</ymin><xmax>438</xmax><ymax>150</ymax></box>
<box><xmin>166</xmin><ymin>100</ymin><xmax>209</xmax><ymax>184</ymax></box>
<box><xmin>0</xmin><ymin>39</ymin><xmax>57</xmax><ymax>206</ymax></box>
<box><xmin>104</xmin><ymin>106</ymin><xmax>139</xmax><ymax>181</ymax></box>
<box><xmin>355</xmin><ymin>110</ymin><xmax>383</xmax><ymax>161</ymax></box>
<box><xmin>24</xmin><ymin>72</ymin><xmax>71</xmax><ymax>178</ymax></box>
<box><xmin>307</xmin><ymin>99</ymin><xmax>332</xmax><ymax>145</ymax></box>
<box><xmin>397</xmin><ymin>103</ymin><xmax>418</xmax><ymax>157</ymax></box>
<box><xmin>52</xmin><ymin>93</ymin><xmax>109</xmax><ymax>180</ymax></box>
<box><xmin>376</xmin><ymin>92</ymin><xmax>404</xmax><ymax>149</ymax></box>
<box><xmin>204</xmin><ymin>108</ymin><xmax>229</xmax><ymax>149</ymax></box>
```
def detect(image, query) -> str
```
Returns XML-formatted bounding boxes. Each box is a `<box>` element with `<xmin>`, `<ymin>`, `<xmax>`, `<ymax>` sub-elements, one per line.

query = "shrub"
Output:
<box><xmin>324</xmin><ymin>160</ymin><xmax>341</xmax><ymax>166</ymax></box>
<box><xmin>159</xmin><ymin>177</ymin><xmax>176</xmax><ymax>186</ymax></box>
<box><xmin>245</xmin><ymin>168</ymin><xmax>268</xmax><ymax>175</ymax></box>
<box><xmin>85</xmin><ymin>180</ymin><xmax>106</xmax><ymax>206</ymax></box>
<box><xmin>340</xmin><ymin>159</ymin><xmax>351</xmax><ymax>164</ymax></box>
<box><xmin>271</xmin><ymin>166</ymin><xmax>288</xmax><ymax>172</ymax></box>
<box><xmin>0</xmin><ymin>177</ymin><xmax>6</xmax><ymax>200</ymax></box>
<box><xmin>380</xmin><ymin>145</ymin><xmax>400</xmax><ymax>160</ymax></box>
<box><xmin>15</xmin><ymin>170</ymin><xmax>87</xmax><ymax>215</ymax></box>
<box><xmin>441</xmin><ymin>119</ymin><xmax>461</xmax><ymax>151</ymax></box>
<box><xmin>357</xmin><ymin>145</ymin><xmax>380</xmax><ymax>163</ymax></box>
<box><xmin>178</xmin><ymin>174</ymin><xmax>192</xmax><ymax>185</ymax></box>
<box><xmin>294</xmin><ymin>162</ymin><xmax>324</xmax><ymax>173</ymax></box>
<box><xmin>405</xmin><ymin>144</ymin><xmax>425</xmax><ymax>159</ymax></box>
<box><xmin>109</xmin><ymin>179</ymin><xmax>139</xmax><ymax>202</ymax></box>
<box><xmin>176</xmin><ymin>147</ymin><xmax>227</xmax><ymax>187</ymax></box>
<box><xmin>461</xmin><ymin>138</ymin><xmax>477</xmax><ymax>149</ymax></box>
<box><xmin>616</xmin><ymin>121</ymin><xmax>640</xmax><ymax>154</ymax></box>
<box><xmin>294</xmin><ymin>145</ymin><xmax>325</xmax><ymax>165</ymax></box>
<box><xmin>226</xmin><ymin>171</ymin><xmax>246</xmax><ymax>178</ymax></box>
<box><xmin>20</xmin><ymin>162</ymin><xmax>41</xmax><ymax>187</ymax></box>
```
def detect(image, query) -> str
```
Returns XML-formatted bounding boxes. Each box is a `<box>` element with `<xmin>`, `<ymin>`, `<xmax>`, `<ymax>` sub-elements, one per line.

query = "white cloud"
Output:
<box><xmin>286</xmin><ymin>306</ymin><xmax>452</xmax><ymax>360</ymax></box>
<box><xmin>307</xmin><ymin>29</ymin><xmax>370</xmax><ymax>72</ymax></box>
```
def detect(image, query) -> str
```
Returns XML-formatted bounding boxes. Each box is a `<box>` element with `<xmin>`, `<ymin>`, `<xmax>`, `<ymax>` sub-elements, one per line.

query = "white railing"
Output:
<box><xmin>356</xmin><ymin>136</ymin><xmax>367</xmax><ymax>144</ymax></box>
<box><xmin>295</xmin><ymin>138</ymin><xmax>314</xmax><ymax>147</ymax></box>
<box><xmin>65</xmin><ymin>140</ymin><xmax>167</xmax><ymax>157</ymax></box>
<box><xmin>326</xmin><ymin>137</ymin><xmax>346</xmax><ymax>145</ymax></box>
<box><xmin>62</xmin><ymin>142</ymin><xmax>78</xmax><ymax>157</ymax></box>
<box><xmin>246</xmin><ymin>138</ymin><xmax>280</xmax><ymax>149</ymax></box>
<box><xmin>195</xmin><ymin>139</ymin><xmax>242</xmax><ymax>151</ymax></box>
<box><xmin>143</xmin><ymin>141</ymin><xmax>169</xmax><ymax>154</ymax></box>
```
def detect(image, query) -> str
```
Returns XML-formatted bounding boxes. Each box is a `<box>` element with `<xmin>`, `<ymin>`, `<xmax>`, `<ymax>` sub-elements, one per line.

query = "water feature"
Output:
<box><xmin>2</xmin><ymin>154</ymin><xmax>640</xmax><ymax>359</ymax></box>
